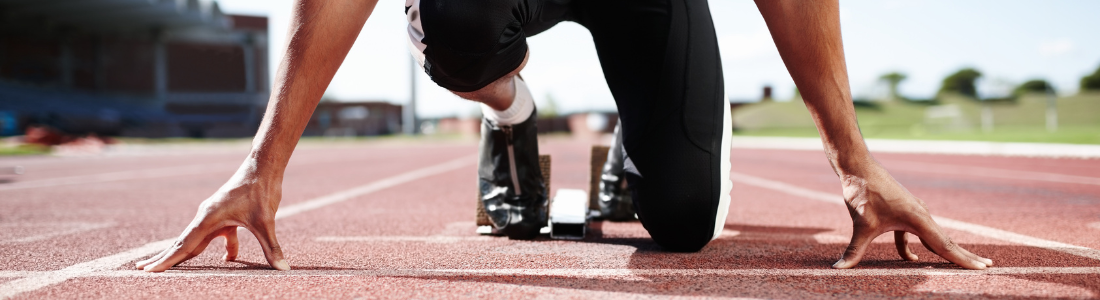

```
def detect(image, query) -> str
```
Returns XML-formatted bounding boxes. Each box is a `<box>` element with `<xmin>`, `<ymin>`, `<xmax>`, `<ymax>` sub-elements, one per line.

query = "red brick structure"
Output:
<box><xmin>303</xmin><ymin>101</ymin><xmax>404</xmax><ymax>137</ymax></box>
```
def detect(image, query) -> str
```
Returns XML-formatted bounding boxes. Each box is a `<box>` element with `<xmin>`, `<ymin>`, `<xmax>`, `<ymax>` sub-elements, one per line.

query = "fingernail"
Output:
<box><xmin>831</xmin><ymin>259</ymin><xmax>845</xmax><ymax>269</ymax></box>
<box><xmin>274</xmin><ymin>260</ymin><xmax>290</xmax><ymax>271</ymax></box>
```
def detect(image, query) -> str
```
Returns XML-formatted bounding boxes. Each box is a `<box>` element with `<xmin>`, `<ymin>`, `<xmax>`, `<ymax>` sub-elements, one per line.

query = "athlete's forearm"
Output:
<box><xmin>247</xmin><ymin>0</ymin><xmax>378</xmax><ymax>177</ymax></box>
<box><xmin>755</xmin><ymin>0</ymin><xmax>874</xmax><ymax>177</ymax></box>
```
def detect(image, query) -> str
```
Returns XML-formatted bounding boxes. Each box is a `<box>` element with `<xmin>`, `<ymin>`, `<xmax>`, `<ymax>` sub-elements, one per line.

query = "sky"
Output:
<box><xmin>217</xmin><ymin>0</ymin><xmax>1100</xmax><ymax>118</ymax></box>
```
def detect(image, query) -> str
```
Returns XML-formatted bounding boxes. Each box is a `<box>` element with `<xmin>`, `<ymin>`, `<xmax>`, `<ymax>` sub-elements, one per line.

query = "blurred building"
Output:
<box><xmin>421</xmin><ymin>112</ymin><xmax>619</xmax><ymax>138</ymax></box>
<box><xmin>303</xmin><ymin>101</ymin><xmax>403</xmax><ymax>137</ymax></box>
<box><xmin>424</xmin><ymin>117</ymin><xmax>480</xmax><ymax>137</ymax></box>
<box><xmin>0</xmin><ymin>0</ymin><xmax>269</xmax><ymax>138</ymax></box>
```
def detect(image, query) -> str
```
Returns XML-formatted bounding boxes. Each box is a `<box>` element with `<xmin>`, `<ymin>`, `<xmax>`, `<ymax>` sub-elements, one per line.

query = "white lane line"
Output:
<box><xmin>0</xmin><ymin>271</ymin><xmax>39</xmax><ymax>278</ymax></box>
<box><xmin>274</xmin><ymin>156</ymin><xmax>474</xmax><ymax>219</ymax></box>
<box><xmin>0</xmin><ymin>163</ymin><xmax>235</xmax><ymax>192</ymax></box>
<box><xmin>316</xmin><ymin>236</ymin><xmax>497</xmax><ymax>243</ymax></box>
<box><xmin>0</xmin><ymin>155</ymin><xmax>475</xmax><ymax>300</ymax></box>
<box><xmin>0</xmin><ymin>222</ymin><xmax>114</xmax><ymax>245</ymax></box>
<box><xmin>0</xmin><ymin>151</ymin><xmax>414</xmax><ymax>193</ymax></box>
<box><xmin>729</xmin><ymin>172</ymin><xmax>1100</xmax><ymax>261</ymax></box>
<box><xmin>883</xmin><ymin>160</ymin><xmax>1100</xmax><ymax>186</ymax></box>
<box><xmin>0</xmin><ymin>239</ymin><xmax>175</xmax><ymax>300</ymax></box>
<box><xmin>729</xmin><ymin>172</ymin><xmax>844</xmax><ymax>205</ymax></box>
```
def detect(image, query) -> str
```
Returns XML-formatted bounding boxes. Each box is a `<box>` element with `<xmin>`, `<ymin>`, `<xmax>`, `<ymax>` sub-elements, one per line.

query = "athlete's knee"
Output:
<box><xmin>628</xmin><ymin>173</ymin><xmax>720</xmax><ymax>252</ymax></box>
<box><xmin>450</xmin><ymin>51</ymin><xmax>529</xmax><ymax>109</ymax></box>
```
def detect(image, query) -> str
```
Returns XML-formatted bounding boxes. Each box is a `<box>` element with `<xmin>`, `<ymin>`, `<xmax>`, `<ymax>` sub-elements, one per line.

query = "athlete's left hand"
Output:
<box><xmin>831</xmin><ymin>163</ymin><xmax>993</xmax><ymax>270</ymax></box>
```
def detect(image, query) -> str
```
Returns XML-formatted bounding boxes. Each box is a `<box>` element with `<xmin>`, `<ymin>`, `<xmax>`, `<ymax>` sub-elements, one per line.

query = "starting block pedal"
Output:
<box><xmin>548</xmin><ymin>188</ymin><xmax>589</xmax><ymax>239</ymax></box>
<box><xmin>1</xmin><ymin>166</ymin><xmax>23</xmax><ymax>175</ymax></box>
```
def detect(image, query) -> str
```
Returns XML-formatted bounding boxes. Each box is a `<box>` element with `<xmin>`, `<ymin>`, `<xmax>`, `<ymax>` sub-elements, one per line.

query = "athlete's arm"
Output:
<box><xmin>754</xmin><ymin>0</ymin><xmax>992</xmax><ymax>270</ymax></box>
<box><xmin>135</xmin><ymin>0</ymin><xmax>378</xmax><ymax>272</ymax></box>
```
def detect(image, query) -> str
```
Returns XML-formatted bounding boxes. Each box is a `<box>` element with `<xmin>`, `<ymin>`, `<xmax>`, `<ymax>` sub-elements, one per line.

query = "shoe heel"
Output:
<box><xmin>476</xmin><ymin>154</ymin><xmax>551</xmax><ymax>236</ymax></box>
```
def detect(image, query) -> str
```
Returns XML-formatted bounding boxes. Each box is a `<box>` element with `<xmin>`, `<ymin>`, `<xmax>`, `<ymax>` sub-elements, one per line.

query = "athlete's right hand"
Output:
<box><xmin>136</xmin><ymin>160</ymin><xmax>288</xmax><ymax>272</ymax></box>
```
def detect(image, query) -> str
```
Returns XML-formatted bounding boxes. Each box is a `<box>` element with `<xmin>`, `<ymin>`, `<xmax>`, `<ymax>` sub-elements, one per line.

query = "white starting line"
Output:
<box><xmin>4</xmin><ymin>267</ymin><xmax>1100</xmax><ymax>279</ymax></box>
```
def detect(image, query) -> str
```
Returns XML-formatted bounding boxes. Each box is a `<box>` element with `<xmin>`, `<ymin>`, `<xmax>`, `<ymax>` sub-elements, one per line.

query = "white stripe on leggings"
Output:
<box><xmin>712</xmin><ymin>94</ymin><xmax>733</xmax><ymax>240</ymax></box>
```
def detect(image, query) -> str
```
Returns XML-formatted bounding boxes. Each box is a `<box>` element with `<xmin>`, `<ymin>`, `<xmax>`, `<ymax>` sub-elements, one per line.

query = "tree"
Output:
<box><xmin>879</xmin><ymin>72</ymin><xmax>907</xmax><ymax>101</ymax></box>
<box><xmin>1081</xmin><ymin>64</ymin><xmax>1100</xmax><ymax>91</ymax></box>
<box><xmin>538</xmin><ymin>93</ymin><xmax>559</xmax><ymax>118</ymax></box>
<box><xmin>1014</xmin><ymin>79</ymin><xmax>1054</xmax><ymax>96</ymax></box>
<box><xmin>939</xmin><ymin>68</ymin><xmax>982</xmax><ymax>98</ymax></box>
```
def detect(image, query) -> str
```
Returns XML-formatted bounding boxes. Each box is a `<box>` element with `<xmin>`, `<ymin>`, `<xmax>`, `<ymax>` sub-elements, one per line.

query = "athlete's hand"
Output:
<box><xmin>832</xmin><ymin>164</ymin><xmax>992</xmax><ymax>270</ymax></box>
<box><xmin>136</xmin><ymin>161</ymin><xmax>288</xmax><ymax>272</ymax></box>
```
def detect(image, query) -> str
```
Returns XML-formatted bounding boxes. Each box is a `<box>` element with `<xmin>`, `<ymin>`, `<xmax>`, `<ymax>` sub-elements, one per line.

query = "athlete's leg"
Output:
<box><xmin>451</xmin><ymin>53</ymin><xmax>527</xmax><ymax>111</ymax></box>
<box><xmin>572</xmin><ymin>0</ymin><xmax>731</xmax><ymax>251</ymax></box>
<box><xmin>405</xmin><ymin>0</ymin><xmax>562</xmax><ymax>238</ymax></box>
<box><xmin>596</xmin><ymin>121</ymin><xmax>637</xmax><ymax>221</ymax></box>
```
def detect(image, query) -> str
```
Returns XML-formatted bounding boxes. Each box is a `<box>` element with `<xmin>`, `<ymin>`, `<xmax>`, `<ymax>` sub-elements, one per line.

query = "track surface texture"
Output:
<box><xmin>2</xmin><ymin>137</ymin><xmax>1099</xmax><ymax>299</ymax></box>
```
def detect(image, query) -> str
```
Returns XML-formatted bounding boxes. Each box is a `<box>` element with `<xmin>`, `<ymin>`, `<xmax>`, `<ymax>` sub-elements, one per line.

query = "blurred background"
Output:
<box><xmin>0</xmin><ymin>0</ymin><xmax>1098</xmax><ymax>156</ymax></box>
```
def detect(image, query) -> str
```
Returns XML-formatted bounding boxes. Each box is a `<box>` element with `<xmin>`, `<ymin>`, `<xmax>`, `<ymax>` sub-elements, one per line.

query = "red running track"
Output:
<box><xmin>1</xmin><ymin>138</ymin><xmax>1099</xmax><ymax>299</ymax></box>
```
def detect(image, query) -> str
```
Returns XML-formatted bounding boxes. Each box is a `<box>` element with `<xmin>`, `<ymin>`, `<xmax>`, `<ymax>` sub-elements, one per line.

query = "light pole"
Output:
<box><xmin>404</xmin><ymin>55</ymin><xmax>419</xmax><ymax>135</ymax></box>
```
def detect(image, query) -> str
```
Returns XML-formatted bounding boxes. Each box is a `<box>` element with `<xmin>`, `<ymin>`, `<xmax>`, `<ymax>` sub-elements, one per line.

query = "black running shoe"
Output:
<box><xmin>479</xmin><ymin>109</ymin><xmax>548</xmax><ymax>239</ymax></box>
<box><xmin>598</xmin><ymin>122</ymin><xmax>637</xmax><ymax>221</ymax></box>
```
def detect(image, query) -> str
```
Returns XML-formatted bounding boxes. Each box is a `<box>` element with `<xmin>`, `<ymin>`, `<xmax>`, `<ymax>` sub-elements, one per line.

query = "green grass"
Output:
<box><xmin>0</xmin><ymin>144</ymin><xmax>50</xmax><ymax>156</ymax></box>
<box><xmin>732</xmin><ymin>92</ymin><xmax>1100</xmax><ymax>144</ymax></box>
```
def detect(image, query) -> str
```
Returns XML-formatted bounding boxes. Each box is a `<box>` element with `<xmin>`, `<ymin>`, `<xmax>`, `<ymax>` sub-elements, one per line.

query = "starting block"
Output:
<box><xmin>475</xmin><ymin>146</ymin><xmax>610</xmax><ymax>239</ymax></box>
<box><xmin>476</xmin><ymin>149</ymin><xmax>608</xmax><ymax>239</ymax></box>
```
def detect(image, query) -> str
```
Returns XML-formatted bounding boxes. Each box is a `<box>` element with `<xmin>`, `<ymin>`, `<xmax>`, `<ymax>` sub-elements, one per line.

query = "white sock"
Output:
<box><xmin>481</xmin><ymin>77</ymin><xmax>535</xmax><ymax>125</ymax></box>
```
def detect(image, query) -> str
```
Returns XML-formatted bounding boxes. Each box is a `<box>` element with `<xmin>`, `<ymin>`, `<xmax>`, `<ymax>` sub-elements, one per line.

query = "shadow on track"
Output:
<box><xmin>385</xmin><ymin>222</ymin><xmax>1100</xmax><ymax>298</ymax></box>
<box><xmin>173</xmin><ymin>260</ymin><xmax>362</xmax><ymax>271</ymax></box>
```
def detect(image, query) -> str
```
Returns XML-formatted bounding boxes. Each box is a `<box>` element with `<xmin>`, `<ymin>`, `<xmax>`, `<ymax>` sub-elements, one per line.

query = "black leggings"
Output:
<box><xmin>412</xmin><ymin>0</ymin><xmax>729</xmax><ymax>251</ymax></box>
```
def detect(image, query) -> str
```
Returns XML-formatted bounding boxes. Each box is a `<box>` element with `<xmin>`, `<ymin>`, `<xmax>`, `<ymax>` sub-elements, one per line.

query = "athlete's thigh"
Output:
<box><xmin>575</xmin><ymin>0</ymin><xmax>728</xmax><ymax>252</ymax></box>
<box><xmin>406</xmin><ymin>0</ymin><xmax>567</xmax><ymax>92</ymax></box>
